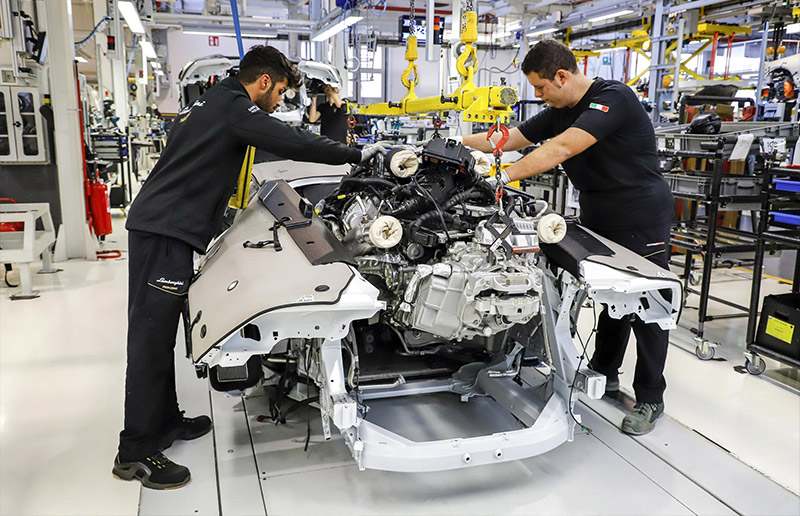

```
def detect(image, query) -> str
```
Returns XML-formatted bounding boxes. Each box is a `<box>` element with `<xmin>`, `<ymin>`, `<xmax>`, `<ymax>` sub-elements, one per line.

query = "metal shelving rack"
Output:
<box><xmin>744</xmin><ymin>163</ymin><xmax>800</xmax><ymax>375</ymax></box>
<box><xmin>657</xmin><ymin>123</ymin><xmax>800</xmax><ymax>359</ymax></box>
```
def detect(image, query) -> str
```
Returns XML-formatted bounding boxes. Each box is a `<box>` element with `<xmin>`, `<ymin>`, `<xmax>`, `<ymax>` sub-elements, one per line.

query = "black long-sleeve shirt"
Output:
<box><xmin>126</xmin><ymin>76</ymin><xmax>362</xmax><ymax>252</ymax></box>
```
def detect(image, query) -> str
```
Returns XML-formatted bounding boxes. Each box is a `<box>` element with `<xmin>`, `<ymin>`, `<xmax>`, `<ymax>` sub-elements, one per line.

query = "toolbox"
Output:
<box><xmin>665</xmin><ymin>172</ymin><xmax>762</xmax><ymax>197</ymax></box>
<box><xmin>755</xmin><ymin>293</ymin><xmax>800</xmax><ymax>361</ymax></box>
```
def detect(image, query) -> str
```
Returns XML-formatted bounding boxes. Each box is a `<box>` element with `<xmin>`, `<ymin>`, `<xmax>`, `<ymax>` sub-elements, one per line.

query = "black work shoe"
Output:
<box><xmin>112</xmin><ymin>453</ymin><xmax>190</xmax><ymax>490</ymax></box>
<box><xmin>604</xmin><ymin>376</ymin><xmax>620</xmax><ymax>393</ymax></box>
<box><xmin>157</xmin><ymin>413</ymin><xmax>212</xmax><ymax>451</ymax></box>
<box><xmin>621</xmin><ymin>402</ymin><xmax>665</xmax><ymax>435</ymax></box>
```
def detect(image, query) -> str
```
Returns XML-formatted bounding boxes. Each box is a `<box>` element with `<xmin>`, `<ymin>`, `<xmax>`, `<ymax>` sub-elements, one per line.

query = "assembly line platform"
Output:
<box><xmin>138</xmin><ymin>350</ymin><xmax>800</xmax><ymax>516</ymax></box>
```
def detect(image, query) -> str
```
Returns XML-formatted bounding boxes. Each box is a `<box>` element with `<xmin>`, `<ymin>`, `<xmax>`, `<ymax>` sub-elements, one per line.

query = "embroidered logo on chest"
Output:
<box><xmin>589</xmin><ymin>103</ymin><xmax>609</xmax><ymax>112</ymax></box>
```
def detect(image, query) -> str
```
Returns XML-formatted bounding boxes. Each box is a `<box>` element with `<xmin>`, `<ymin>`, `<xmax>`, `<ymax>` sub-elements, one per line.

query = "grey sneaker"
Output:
<box><xmin>621</xmin><ymin>402</ymin><xmax>664</xmax><ymax>435</ymax></box>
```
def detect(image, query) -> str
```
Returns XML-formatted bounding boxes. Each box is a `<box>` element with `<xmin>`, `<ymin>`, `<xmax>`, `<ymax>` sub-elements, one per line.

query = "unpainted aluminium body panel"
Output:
<box><xmin>188</xmin><ymin>194</ymin><xmax>357</xmax><ymax>361</ymax></box>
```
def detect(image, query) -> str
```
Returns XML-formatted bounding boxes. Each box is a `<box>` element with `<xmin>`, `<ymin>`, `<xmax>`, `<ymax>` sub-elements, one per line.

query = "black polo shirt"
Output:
<box><xmin>518</xmin><ymin>79</ymin><xmax>673</xmax><ymax>230</ymax></box>
<box><xmin>316</xmin><ymin>101</ymin><xmax>349</xmax><ymax>144</ymax></box>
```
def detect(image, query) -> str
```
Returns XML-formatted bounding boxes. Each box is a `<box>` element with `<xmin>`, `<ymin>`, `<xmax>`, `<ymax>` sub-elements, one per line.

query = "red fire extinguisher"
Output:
<box><xmin>89</xmin><ymin>180</ymin><xmax>112</xmax><ymax>236</ymax></box>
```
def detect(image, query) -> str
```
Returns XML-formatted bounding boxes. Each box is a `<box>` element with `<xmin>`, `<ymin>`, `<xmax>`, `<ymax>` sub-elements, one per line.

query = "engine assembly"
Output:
<box><xmin>184</xmin><ymin>137</ymin><xmax>683</xmax><ymax>472</ymax></box>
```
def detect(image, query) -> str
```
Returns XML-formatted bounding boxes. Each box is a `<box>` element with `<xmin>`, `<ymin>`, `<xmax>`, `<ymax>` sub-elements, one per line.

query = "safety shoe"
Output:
<box><xmin>112</xmin><ymin>453</ymin><xmax>190</xmax><ymax>490</ymax></box>
<box><xmin>621</xmin><ymin>402</ymin><xmax>665</xmax><ymax>435</ymax></box>
<box><xmin>158</xmin><ymin>412</ymin><xmax>212</xmax><ymax>451</ymax></box>
<box><xmin>604</xmin><ymin>376</ymin><xmax>620</xmax><ymax>393</ymax></box>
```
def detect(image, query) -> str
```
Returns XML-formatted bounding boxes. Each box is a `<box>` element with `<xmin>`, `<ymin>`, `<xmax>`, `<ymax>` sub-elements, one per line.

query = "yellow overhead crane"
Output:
<box><xmin>612</xmin><ymin>21</ymin><xmax>751</xmax><ymax>86</ymax></box>
<box><xmin>353</xmin><ymin>10</ymin><xmax>519</xmax><ymax>123</ymax></box>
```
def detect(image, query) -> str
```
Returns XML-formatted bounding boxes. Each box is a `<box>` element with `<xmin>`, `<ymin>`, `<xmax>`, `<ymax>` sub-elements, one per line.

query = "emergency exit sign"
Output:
<box><xmin>208</xmin><ymin>36</ymin><xmax>219</xmax><ymax>46</ymax></box>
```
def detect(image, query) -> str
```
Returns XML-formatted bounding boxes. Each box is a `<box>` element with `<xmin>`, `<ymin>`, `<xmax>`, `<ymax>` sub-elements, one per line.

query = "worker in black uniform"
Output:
<box><xmin>308</xmin><ymin>83</ymin><xmax>349</xmax><ymax>144</ymax></box>
<box><xmin>112</xmin><ymin>45</ymin><xmax>386</xmax><ymax>490</ymax></box>
<box><xmin>463</xmin><ymin>39</ymin><xmax>674</xmax><ymax>435</ymax></box>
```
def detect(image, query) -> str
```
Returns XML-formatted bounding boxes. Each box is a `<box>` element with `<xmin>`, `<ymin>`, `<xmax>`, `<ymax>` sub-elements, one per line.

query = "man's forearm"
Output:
<box><xmin>505</xmin><ymin>139</ymin><xmax>572</xmax><ymax>182</ymax></box>
<box><xmin>462</xmin><ymin>133</ymin><xmax>493</xmax><ymax>152</ymax></box>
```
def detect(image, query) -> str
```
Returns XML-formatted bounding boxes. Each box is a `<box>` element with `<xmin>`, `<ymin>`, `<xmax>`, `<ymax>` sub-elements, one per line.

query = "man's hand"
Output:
<box><xmin>484</xmin><ymin>169</ymin><xmax>511</xmax><ymax>189</ymax></box>
<box><xmin>360</xmin><ymin>143</ymin><xmax>388</xmax><ymax>163</ymax></box>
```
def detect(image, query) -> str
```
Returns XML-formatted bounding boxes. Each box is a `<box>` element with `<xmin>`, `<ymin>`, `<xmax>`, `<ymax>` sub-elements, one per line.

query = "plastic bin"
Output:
<box><xmin>655</xmin><ymin>122</ymin><xmax>799</xmax><ymax>154</ymax></box>
<box><xmin>665</xmin><ymin>173</ymin><xmax>762</xmax><ymax>197</ymax></box>
<box><xmin>771</xmin><ymin>211</ymin><xmax>800</xmax><ymax>226</ymax></box>
<box><xmin>755</xmin><ymin>293</ymin><xmax>800</xmax><ymax>361</ymax></box>
<box><xmin>773</xmin><ymin>179</ymin><xmax>800</xmax><ymax>193</ymax></box>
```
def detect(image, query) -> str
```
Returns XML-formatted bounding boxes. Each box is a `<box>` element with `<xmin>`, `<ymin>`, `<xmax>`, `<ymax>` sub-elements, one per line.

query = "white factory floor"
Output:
<box><xmin>1</xmin><ymin>214</ymin><xmax>799</xmax><ymax>516</ymax></box>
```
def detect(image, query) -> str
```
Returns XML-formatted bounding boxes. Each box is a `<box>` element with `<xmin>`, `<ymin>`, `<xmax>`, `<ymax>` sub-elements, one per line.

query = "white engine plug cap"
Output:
<box><xmin>368</xmin><ymin>216</ymin><xmax>403</xmax><ymax>248</ymax></box>
<box><xmin>470</xmin><ymin>150</ymin><xmax>493</xmax><ymax>176</ymax></box>
<box><xmin>537</xmin><ymin>213</ymin><xmax>568</xmax><ymax>244</ymax></box>
<box><xmin>389</xmin><ymin>149</ymin><xmax>419</xmax><ymax>178</ymax></box>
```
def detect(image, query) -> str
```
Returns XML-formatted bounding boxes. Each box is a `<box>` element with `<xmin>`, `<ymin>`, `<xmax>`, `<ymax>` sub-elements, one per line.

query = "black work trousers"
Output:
<box><xmin>118</xmin><ymin>230</ymin><xmax>194</xmax><ymax>460</ymax></box>
<box><xmin>587</xmin><ymin>223</ymin><xmax>672</xmax><ymax>404</ymax></box>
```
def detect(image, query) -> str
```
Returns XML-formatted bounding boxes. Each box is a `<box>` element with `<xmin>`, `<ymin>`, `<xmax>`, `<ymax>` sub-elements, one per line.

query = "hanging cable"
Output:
<box><xmin>75</xmin><ymin>11</ymin><xmax>113</xmax><ymax>52</ymax></box>
<box><xmin>125</xmin><ymin>35</ymin><xmax>139</xmax><ymax>76</ymax></box>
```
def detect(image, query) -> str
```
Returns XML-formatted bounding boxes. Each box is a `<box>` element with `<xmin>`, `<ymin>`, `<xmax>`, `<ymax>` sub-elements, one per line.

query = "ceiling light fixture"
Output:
<box><xmin>118</xmin><ymin>1</ymin><xmax>145</xmax><ymax>34</ymax></box>
<box><xmin>74</xmin><ymin>56</ymin><xmax>88</xmax><ymax>63</ymax></box>
<box><xmin>140</xmin><ymin>39</ymin><xmax>158</xmax><ymax>59</ymax></box>
<box><xmin>527</xmin><ymin>27</ymin><xmax>558</xmax><ymax>37</ymax></box>
<box><xmin>588</xmin><ymin>9</ymin><xmax>634</xmax><ymax>23</ymax></box>
<box><xmin>311</xmin><ymin>15</ymin><xmax>362</xmax><ymax>42</ymax></box>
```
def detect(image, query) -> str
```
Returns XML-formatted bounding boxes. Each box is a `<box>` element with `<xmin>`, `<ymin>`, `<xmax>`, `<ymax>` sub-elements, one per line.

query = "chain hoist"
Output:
<box><xmin>409</xmin><ymin>0</ymin><xmax>415</xmax><ymax>31</ymax></box>
<box><xmin>487</xmin><ymin>119</ymin><xmax>509</xmax><ymax>204</ymax></box>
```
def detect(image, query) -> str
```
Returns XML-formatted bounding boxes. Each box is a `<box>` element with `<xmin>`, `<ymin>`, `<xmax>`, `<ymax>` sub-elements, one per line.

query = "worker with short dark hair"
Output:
<box><xmin>463</xmin><ymin>39</ymin><xmax>674</xmax><ymax>436</ymax></box>
<box><xmin>309</xmin><ymin>83</ymin><xmax>350</xmax><ymax>144</ymax></box>
<box><xmin>113</xmin><ymin>45</ymin><xmax>385</xmax><ymax>490</ymax></box>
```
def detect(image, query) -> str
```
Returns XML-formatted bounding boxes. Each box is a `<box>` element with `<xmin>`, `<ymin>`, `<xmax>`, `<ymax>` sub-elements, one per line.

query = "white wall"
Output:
<box><xmin>157</xmin><ymin>30</ymin><xmax>288</xmax><ymax>114</ymax></box>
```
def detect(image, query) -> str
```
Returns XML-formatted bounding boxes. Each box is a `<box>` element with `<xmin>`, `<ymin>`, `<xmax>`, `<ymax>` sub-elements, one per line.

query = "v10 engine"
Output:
<box><xmin>316</xmin><ymin>136</ymin><xmax>565</xmax><ymax>354</ymax></box>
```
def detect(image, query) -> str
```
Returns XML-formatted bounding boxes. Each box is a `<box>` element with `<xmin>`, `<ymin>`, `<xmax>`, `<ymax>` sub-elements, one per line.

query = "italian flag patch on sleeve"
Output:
<box><xmin>589</xmin><ymin>102</ymin><xmax>610</xmax><ymax>112</ymax></box>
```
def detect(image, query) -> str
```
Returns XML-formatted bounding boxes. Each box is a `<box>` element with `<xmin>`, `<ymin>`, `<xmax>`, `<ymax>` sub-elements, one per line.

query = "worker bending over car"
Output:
<box><xmin>113</xmin><ymin>45</ymin><xmax>385</xmax><ymax>490</ymax></box>
<box><xmin>462</xmin><ymin>39</ymin><xmax>675</xmax><ymax>436</ymax></box>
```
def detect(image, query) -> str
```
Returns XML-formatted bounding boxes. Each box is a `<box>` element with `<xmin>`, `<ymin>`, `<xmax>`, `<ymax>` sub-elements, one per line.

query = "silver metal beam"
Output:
<box><xmin>152</xmin><ymin>12</ymin><xmax>313</xmax><ymax>26</ymax></box>
<box><xmin>668</xmin><ymin>0</ymin><xmax>738</xmax><ymax>14</ymax></box>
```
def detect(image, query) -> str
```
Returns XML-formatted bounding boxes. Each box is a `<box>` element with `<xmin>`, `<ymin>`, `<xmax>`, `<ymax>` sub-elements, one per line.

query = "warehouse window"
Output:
<box><xmin>347</xmin><ymin>44</ymin><xmax>384</xmax><ymax>100</ymax></box>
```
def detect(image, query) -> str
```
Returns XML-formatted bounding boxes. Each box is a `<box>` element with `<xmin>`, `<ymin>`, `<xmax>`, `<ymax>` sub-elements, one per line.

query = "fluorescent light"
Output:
<box><xmin>74</xmin><ymin>56</ymin><xmax>88</xmax><ymax>63</ymax></box>
<box><xmin>588</xmin><ymin>9</ymin><xmax>634</xmax><ymax>23</ymax></box>
<box><xmin>311</xmin><ymin>15</ymin><xmax>362</xmax><ymax>42</ymax></box>
<box><xmin>156</xmin><ymin>70</ymin><xmax>165</xmax><ymax>76</ymax></box>
<box><xmin>118</xmin><ymin>1</ymin><xmax>145</xmax><ymax>34</ymax></box>
<box><xmin>787</xmin><ymin>23</ymin><xmax>800</xmax><ymax>35</ymax></box>
<box><xmin>527</xmin><ymin>27</ymin><xmax>558</xmax><ymax>37</ymax></box>
<box><xmin>140</xmin><ymin>39</ymin><xmax>157</xmax><ymax>59</ymax></box>
<box><xmin>150</xmin><ymin>61</ymin><xmax>161</xmax><ymax>69</ymax></box>
<box><xmin>506</xmin><ymin>20</ymin><xmax>522</xmax><ymax>30</ymax></box>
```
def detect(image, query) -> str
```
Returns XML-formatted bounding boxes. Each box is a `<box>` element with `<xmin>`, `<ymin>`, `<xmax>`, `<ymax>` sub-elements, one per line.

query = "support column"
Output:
<box><xmin>110</xmin><ymin>1</ymin><xmax>129</xmax><ymax>129</ymax></box>
<box><xmin>45</xmin><ymin>1</ymin><xmax>89</xmax><ymax>259</ymax></box>
<box><xmin>756</xmin><ymin>21</ymin><xmax>769</xmax><ymax>110</ymax></box>
<box><xmin>92</xmin><ymin>0</ymin><xmax>113</xmax><ymax>107</ymax></box>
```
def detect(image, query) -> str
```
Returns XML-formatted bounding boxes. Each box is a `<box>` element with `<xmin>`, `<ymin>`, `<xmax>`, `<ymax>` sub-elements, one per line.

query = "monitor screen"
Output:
<box><xmin>399</xmin><ymin>16</ymin><xmax>443</xmax><ymax>45</ymax></box>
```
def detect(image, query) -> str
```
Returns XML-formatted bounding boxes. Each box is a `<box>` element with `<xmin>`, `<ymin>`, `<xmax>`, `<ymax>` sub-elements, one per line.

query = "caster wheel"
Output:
<box><xmin>745</xmin><ymin>356</ymin><xmax>766</xmax><ymax>375</ymax></box>
<box><xmin>695</xmin><ymin>344</ymin><xmax>715</xmax><ymax>361</ymax></box>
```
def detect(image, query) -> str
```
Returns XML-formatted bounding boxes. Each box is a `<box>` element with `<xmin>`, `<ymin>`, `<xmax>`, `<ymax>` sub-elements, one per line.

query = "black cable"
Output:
<box><xmin>304</xmin><ymin>345</ymin><xmax>312</xmax><ymax>452</ymax></box>
<box><xmin>4</xmin><ymin>264</ymin><xmax>18</xmax><ymax>288</ymax></box>
<box><xmin>411</xmin><ymin>179</ymin><xmax>450</xmax><ymax>245</ymax></box>
<box><xmin>74</xmin><ymin>11</ymin><xmax>112</xmax><ymax>50</ymax></box>
<box><xmin>568</xmin><ymin>299</ymin><xmax>598</xmax><ymax>434</ymax></box>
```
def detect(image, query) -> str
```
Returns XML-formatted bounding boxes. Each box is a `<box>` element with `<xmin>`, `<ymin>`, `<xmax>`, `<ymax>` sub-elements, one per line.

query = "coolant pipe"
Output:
<box><xmin>358</xmin><ymin>375</ymin><xmax>407</xmax><ymax>392</ymax></box>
